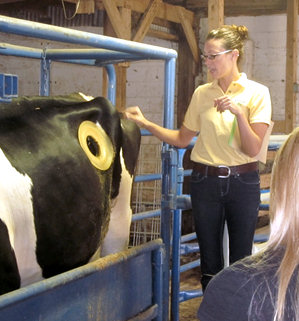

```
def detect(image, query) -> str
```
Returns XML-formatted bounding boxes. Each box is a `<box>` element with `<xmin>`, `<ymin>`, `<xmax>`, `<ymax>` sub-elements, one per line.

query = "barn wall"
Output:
<box><xmin>0</xmin><ymin>27</ymin><xmax>104</xmax><ymax>97</ymax></box>
<box><xmin>199</xmin><ymin>14</ymin><xmax>299</xmax><ymax>127</ymax></box>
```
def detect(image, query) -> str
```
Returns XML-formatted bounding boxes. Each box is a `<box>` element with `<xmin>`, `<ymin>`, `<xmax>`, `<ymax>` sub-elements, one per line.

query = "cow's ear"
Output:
<box><xmin>120</xmin><ymin>118</ymin><xmax>141</xmax><ymax>176</ymax></box>
<box><xmin>78</xmin><ymin>121</ymin><xmax>115</xmax><ymax>171</ymax></box>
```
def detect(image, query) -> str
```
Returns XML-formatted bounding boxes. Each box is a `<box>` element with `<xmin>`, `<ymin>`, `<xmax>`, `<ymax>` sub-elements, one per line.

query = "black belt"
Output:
<box><xmin>192</xmin><ymin>162</ymin><xmax>259</xmax><ymax>178</ymax></box>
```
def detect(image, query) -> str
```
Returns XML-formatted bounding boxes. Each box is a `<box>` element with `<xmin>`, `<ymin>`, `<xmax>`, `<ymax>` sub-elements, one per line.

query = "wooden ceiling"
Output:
<box><xmin>0</xmin><ymin>0</ymin><xmax>62</xmax><ymax>12</ymax></box>
<box><xmin>0</xmin><ymin>0</ymin><xmax>294</xmax><ymax>17</ymax></box>
<box><xmin>165</xmin><ymin>0</ymin><xmax>290</xmax><ymax>16</ymax></box>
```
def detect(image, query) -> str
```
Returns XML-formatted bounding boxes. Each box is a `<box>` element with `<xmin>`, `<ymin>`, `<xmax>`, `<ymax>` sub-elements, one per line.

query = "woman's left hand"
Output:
<box><xmin>214</xmin><ymin>96</ymin><xmax>241</xmax><ymax>116</ymax></box>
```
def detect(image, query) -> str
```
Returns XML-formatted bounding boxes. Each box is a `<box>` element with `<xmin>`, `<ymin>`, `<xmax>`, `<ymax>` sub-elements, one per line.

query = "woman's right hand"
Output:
<box><xmin>124</xmin><ymin>106</ymin><xmax>149</xmax><ymax>128</ymax></box>
<box><xmin>125</xmin><ymin>106</ymin><xmax>196</xmax><ymax>148</ymax></box>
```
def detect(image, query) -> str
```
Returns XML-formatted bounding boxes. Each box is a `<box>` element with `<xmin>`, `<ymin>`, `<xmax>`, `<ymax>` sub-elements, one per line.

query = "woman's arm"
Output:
<box><xmin>124</xmin><ymin>106</ymin><xmax>197</xmax><ymax>148</ymax></box>
<box><xmin>236</xmin><ymin>113</ymin><xmax>268</xmax><ymax>157</ymax></box>
<box><xmin>214</xmin><ymin>96</ymin><xmax>269</xmax><ymax>157</ymax></box>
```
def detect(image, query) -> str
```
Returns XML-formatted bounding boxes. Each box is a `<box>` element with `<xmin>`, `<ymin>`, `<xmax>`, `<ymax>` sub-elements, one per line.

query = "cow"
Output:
<box><xmin>0</xmin><ymin>93</ymin><xmax>141</xmax><ymax>295</ymax></box>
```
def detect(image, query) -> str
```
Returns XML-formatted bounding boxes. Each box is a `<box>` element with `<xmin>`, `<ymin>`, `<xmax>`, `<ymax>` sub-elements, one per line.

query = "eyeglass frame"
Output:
<box><xmin>200</xmin><ymin>49</ymin><xmax>233</xmax><ymax>61</ymax></box>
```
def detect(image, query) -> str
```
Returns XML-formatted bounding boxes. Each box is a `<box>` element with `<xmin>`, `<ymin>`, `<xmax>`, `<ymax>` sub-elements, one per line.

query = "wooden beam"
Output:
<box><xmin>177</xmin><ymin>7</ymin><xmax>199</xmax><ymax>63</ymax></box>
<box><xmin>186</xmin><ymin>0</ymin><xmax>288</xmax><ymax>16</ymax></box>
<box><xmin>102</xmin><ymin>9</ymin><xmax>131</xmax><ymax>110</ymax></box>
<box><xmin>96</xmin><ymin>0</ymin><xmax>194</xmax><ymax>23</ymax></box>
<box><xmin>77</xmin><ymin>0</ymin><xmax>95</xmax><ymax>14</ymax></box>
<box><xmin>177</xmin><ymin>36</ymin><xmax>196</xmax><ymax>127</ymax></box>
<box><xmin>98</xmin><ymin>0</ymin><xmax>198</xmax><ymax>65</ymax></box>
<box><xmin>133</xmin><ymin>0</ymin><xmax>162</xmax><ymax>42</ymax></box>
<box><xmin>208</xmin><ymin>0</ymin><xmax>224</xmax><ymax>31</ymax></box>
<box><xmin>285</xmin><ymin>0</ymin><xmax>298</xmax><ymax>133</ymax></box>
<box><xmin>0</xmin><ymin>0</ymin><xmax>25</xmax><ymax>3</ymax></box>
<box><xmin>147</xmin><ymin>28</ymin><xmax>179</xmax><ymax>41</ymax></box>
<box><xmin>206</xmin><ymin>0</ymin><xmax>224</xmax><ymax>81</ymax></box>
<box><xmin>102</xmin><ymin>0</ymin><xmax>127</xmax><ymax>39</ymax></box>
<box><xmin>120</xmin><ymin>5</ymin><xmax>131</xmax><ymax>40</ymax></box>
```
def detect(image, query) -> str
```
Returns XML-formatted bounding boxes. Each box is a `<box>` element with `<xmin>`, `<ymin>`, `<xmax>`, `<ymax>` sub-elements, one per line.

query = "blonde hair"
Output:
<box><xmin>206</xmin><ymin>24</ymin><xmax>249</xmax><ymax>62</ymax></box>
<box><xmin>266</xmin><ymin>127</ymin><xmax>299</xmax><ymax>320</ymax></box>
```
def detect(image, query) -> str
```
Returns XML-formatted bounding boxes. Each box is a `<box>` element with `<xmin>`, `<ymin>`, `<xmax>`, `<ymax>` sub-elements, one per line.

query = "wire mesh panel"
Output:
<box><xmin>130</xmin><ymin>143</ymin><xmax>162</xmax><ymax>247</ymax></box>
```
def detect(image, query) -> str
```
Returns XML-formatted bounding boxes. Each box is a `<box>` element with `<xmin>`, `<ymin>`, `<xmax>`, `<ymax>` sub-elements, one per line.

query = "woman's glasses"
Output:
<box><xmin>200</xmin><ymin>49</ymin><xmax>232</xmax><ymax>61</ymax></box>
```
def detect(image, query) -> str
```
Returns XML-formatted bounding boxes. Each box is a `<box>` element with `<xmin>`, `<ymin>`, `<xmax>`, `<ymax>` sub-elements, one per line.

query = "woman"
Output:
<box><xmin>125</xmin><ymin>25</ymin><xmax>272</xmax><ymax>291</ymax></box>
<box><xmin>198</xmin><ymin>127</ymin><xmax>299</xmax><ymax>321</ymax></box>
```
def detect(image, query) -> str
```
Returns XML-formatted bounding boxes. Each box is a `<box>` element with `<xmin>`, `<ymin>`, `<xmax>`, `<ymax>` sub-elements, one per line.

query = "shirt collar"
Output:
<box><xmin>210</xmin><ymin>72</ymin><xmax>248</xmax><ymax>89</ymax></box>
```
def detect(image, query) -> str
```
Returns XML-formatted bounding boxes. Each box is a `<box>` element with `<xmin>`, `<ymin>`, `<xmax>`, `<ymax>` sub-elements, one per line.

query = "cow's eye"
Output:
<box><xmin>78</xmin><ymin>121</ymin><xmax>115</xmax><ymax>170</ymax></box>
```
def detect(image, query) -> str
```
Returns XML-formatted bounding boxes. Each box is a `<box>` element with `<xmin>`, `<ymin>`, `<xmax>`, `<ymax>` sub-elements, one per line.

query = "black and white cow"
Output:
<box><xmin>0</xmin><ymin>93</ymin><xmax>141</xmax><ymax>295</ymax></box>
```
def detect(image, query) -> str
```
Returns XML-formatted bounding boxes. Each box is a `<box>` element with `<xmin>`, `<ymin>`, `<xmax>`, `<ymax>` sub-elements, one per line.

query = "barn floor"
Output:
<box><xmin>179</xmin><ymin>266</ymin><xmax>202</xmax><ymax>321</ymax></box>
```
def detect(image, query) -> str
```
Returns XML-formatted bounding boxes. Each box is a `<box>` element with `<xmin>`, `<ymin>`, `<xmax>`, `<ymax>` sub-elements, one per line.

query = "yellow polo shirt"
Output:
<box><xmin>183</xmin><ymin>73</ymin><xmax>272</xmax><ymax>166</ymax></box>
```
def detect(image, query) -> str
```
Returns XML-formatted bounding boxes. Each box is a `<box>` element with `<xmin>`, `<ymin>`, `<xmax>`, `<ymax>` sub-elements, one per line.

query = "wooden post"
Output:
<box><xmin>285</xmin><ymin>0</ymin><xmax>298</xmax><ymax>133</ymax></box>
<box><xmin>177</xmin><ymin>37</ymin><xmax>197</xmax><ymax>127</ymax></box>
<box><xmin>76</xmin><ymin>0</ymin><xmax>95</xmax><ymax>14</ymax></box>
<box><xmin>177</xmin><ymin>7</ymin><xmax>199</xmax><ymax>64</ymax></box>
<box><xmin>103</xmin><ymin>1</ymin><xmax>131</xmax><ymax>111</ymax></box>
<box><xmin>133</xmin><ymin>0</ymin><xmax>162</xmax><ymax>42</ymax></box>
<box><xmin>207</xmin><ymin>0</ymin><xmax>224</xmax><ymax>81</ymax></box>
<box><xmin>208</xmin><ymin>0</ymin><xmax>224</xmax><ymax>31</ymax></box>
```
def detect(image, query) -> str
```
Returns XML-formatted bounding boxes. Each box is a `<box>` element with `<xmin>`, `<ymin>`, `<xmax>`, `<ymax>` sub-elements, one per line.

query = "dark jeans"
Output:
<box><xmin>190</xmin><ymin>169</ymin><xmax>260</xmax><ymax>291</ymax></box>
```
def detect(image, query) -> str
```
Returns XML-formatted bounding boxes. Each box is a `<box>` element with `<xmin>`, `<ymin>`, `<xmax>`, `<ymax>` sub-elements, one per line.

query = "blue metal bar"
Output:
<box><xmin>179</xmin><ymin>289</ymin><xmax>203</xmax><ymax>303</ymax></box>
<box><xmin>132</xmin><ymin>210</ymin><xmax>161</xmax><ymax>222</ymax></box>
<box><xmin>40</xmin><ymin>53</ymin><xmax>50</xmax><ymax>96</ymax></box>
<box><xmin>160</xmin><ymin>57</ymin><xmax>177</xmax><ymax>321</ymax></box>
<box><xmin>140</xmin><ymin>129</ymin><xmax>152</xmax><ymax>136</ymax></box>
<box><xmin>180</xmin><ymin>258</ymin><xmax>201</xmax><ymax>274</ymax></box>
<box><xmin>176</xmin><ymin>194</ymin><xmax>192</xmax><ymax>210</ymax></box>
<box><xmin>254</xmin><ymin>234</ymin><xmax>269</xmax><ymax>243</ymax></box>
<box><xmin>152</xmin><ymin>244</ymin><xmax>165</xmax><ymax>321</ymax></box>
<box><xmin>0</xmin><ymin>43</ymin><xmax>145</xmax><ymax>67</ymax></box>
<box><xmin>55</xmin><ymin>59</ymin><xmax>97</xmax><ymax>66</ymax></box>
<box><xmin>259</xmin><ymin>204</ymin><xmax>269</xmax><ymax>210</ymax></box>
<box><xmin>134</xmin><ymin>173</ymin><xmax>162</xmax><ymax>182</ymax></box>
<box><xmin>171</xmin><ymin>148</ymin><xmax>185</xmax><ymax>321</ymax></box>
<box><xmin>0</xmin><ymin>239</ymin><xmax>164</xmax><ymax>321</ymax></box>
<box><xmin>44</xmin><ymin>48</ymin><xmax>149</xmax><ymax>62</ymax></box>
<box><xmin>181</xmin><ymin>232</ymin><xmax>197</xmax><ymax>243</ymax></box>
<box><xmin>163</xmin><ymin>58</ymin><xmax>176</xmax><ymax>129</ymax></box>
<box><xmin>104</xmin><ymin>64</ymin><xmax>116</xmax><ymax>105</ymax></box>
<box><xmin>0</xmin><ymin>15</ymin><xmax>177</xmax><ymax>60</ymax></box>
<box><xmin>0</xmin><ymin>43</ymin><xmax>42</xmax><ymax>58</ymax></box>
<box><xmin>160</xmin><ymin>148</ymin><xmax>173</xmax><ymax>321</ymax></box>
<box><xmin>180</xmin><ymin>243</ymin><xmax>199</xmax><ymax>255</ymax></box>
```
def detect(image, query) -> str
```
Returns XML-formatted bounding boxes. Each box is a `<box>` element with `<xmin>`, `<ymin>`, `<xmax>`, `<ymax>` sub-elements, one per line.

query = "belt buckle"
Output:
<box><xmin>218</xmin><ymin>165</ymin><xmax>231</xmax><ymax>178</ymax></box>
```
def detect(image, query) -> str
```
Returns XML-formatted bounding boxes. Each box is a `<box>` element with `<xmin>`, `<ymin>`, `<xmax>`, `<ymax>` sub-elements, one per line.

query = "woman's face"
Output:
<box><xmin>203</xmin><ymin>39</ymin><xmax>236</xmax><ymax>80</ymax></box>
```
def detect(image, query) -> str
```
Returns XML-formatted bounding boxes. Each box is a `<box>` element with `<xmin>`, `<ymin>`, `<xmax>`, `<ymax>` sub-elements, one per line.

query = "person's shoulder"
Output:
<box><xmin>198</xmin><ymin>253</ymin><xmax>281</xmax><ymax>321</ymax></box>
<box><xmin>198</xmin><ymin>261</ymin><xmax>256</xmax><ymax>321</ymax></box>
<box><xmin>207</xmin><ymin>253</ymin><xmax>277</xmax><ymax>293</ymax></box>
<box><xmin>212</xmin><ymin>260</ymin><xmax>253</xmax><ymax>284</ymax></box>
<box><xmin>204</xmin><ymin>260</ymin><xmax>256</xmax><ymax>300</ymax></box>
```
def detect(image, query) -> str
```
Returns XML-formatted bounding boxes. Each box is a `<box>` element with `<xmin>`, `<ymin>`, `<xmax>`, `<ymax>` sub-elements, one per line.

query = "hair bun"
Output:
<box><xmin>235</xmin><ymin>25</ymin><xmax>249</xmax><ymax>41</ymax></box>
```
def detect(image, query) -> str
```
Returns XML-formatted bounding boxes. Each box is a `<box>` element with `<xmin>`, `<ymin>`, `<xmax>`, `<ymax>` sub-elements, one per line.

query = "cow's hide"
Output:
<box><xmin>0</xmin><ymin>93</ymin><xmax>141</xmax><ymax>295</ymax></box>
